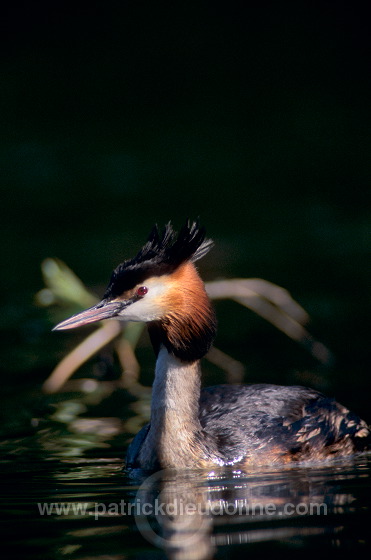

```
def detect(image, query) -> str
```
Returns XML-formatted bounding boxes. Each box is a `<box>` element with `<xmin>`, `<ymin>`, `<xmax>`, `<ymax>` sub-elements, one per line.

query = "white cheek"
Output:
<box><xmin>118</xmin><ymin>299</ymin><xmax>161</xmax><ymax>322</ymax></box>
<box><xmin>117</xmin><ymin>281</ymin><xmax>168</xmax><ymax>322</ymax></box>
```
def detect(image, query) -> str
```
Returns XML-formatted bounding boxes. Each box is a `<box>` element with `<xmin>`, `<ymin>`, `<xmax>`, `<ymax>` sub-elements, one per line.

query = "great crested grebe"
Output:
<box><xmin>54</xmin><ymin>221</ymin><xmax>370</xmax><ymax>470</ymax></box>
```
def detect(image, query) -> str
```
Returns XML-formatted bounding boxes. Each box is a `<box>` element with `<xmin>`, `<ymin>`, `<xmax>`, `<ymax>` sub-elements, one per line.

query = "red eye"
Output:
<box><xmin>136</xmin><ymin>286</ymin><xmax>148</xmax><ymax>297</ymax></box>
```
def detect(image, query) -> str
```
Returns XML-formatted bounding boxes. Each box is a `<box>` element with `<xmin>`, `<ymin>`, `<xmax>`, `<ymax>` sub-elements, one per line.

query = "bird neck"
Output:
<box><xmin>138</xmin><ymin>346</ymin><xmax>207</xmax><ymax>468</ymax></box>
<box><xmin>138</xmin><ymin>263</ymin><xmax>217</xmax><ymax>467</ymax></box>
<box><xmin>152</xmin><ymin>346</ymin><xmax>202</xmax><ymax>421</ymax></box>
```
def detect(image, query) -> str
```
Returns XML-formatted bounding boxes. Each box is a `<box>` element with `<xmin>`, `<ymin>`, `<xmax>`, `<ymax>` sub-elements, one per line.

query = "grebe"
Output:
<box><xmin>54</xmin><ymin>221</ymin><xmax>370</xmax><ymax>469</ymax></box>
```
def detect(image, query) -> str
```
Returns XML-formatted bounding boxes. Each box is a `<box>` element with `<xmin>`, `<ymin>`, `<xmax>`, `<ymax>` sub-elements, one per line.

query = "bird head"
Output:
<box><xmin>53</xmin><ymin>220</ymin><xmax>215</xmax><ymax>334</ymax></box>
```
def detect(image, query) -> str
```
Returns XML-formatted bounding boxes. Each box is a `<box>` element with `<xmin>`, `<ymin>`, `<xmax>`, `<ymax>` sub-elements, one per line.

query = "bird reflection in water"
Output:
<box><xmin>131</xmin><ymin>459</ymin><xmax>368</xmax><ymax>560</ymax></box>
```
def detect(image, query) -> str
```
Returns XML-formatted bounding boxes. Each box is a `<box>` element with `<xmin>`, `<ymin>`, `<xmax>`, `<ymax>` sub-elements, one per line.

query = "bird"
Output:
<box><xmin>54</xmin><ymin>220</ymin><xmax>370</xmax><ymax>470</ymax></box>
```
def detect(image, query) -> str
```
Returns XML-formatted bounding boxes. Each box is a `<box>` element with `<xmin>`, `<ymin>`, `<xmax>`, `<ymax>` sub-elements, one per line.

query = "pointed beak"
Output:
<box><xmin>53</xmin><ymin>300</ymin><xmax>127</xmax><ymax>331</ymax></box>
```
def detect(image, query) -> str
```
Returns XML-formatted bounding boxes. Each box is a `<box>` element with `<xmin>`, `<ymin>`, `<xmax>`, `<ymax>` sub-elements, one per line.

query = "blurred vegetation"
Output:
<box><xmin>36</xmin><ymin>258</ymin><xmax>333</xmax><ymax>394</ymax></box>
<box><xmin>0</xmin><ymin>4</ymin><xmax>370</xmax><ymax>426</ymax></box>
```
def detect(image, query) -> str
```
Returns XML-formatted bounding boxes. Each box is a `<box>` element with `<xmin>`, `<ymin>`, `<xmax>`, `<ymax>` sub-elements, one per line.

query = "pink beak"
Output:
<box><xmin>53</xmin><ymin>300</ymin><xmax>127</xmax><ymax>331</ymax></box>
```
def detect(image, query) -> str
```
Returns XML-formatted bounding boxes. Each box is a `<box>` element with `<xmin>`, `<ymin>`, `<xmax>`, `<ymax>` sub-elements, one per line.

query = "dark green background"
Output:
<box><xmin>1</xmin><ymin>4</ymin><xmax>370</xmax><ymax>417</ymax></box>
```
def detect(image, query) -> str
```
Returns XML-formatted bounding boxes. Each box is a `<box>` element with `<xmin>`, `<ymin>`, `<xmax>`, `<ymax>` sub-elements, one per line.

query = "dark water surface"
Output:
<box><xmin>1</xmin><ymin>382</ymin><xmax>370</xmax><ymax>560</ymax></box>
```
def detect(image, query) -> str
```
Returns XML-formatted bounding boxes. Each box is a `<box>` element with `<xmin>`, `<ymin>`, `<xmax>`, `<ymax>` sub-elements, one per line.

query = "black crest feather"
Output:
<box><xmin>104</xmin><ymin>220</ymin><xmax>213</xmax><ymax>299</ymax></box>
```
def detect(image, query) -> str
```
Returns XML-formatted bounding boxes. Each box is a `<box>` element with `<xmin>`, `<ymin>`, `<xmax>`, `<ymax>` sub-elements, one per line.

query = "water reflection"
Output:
<box><xmin>1</xmin><ymin>447</ymin><xmax>370</xmax><ymax>559</ymax></box>
<box><xmin>134</xmin><ymin>468</ymin><xmax>215</xmax><ymax>559</ymax></box>
<box><xmin>132</xmin><ymin>459</ymin><xmax>370</xmax><ymax>559</ymax></box>
<box><xmin>0</xmin><ymin>387</ymin><xmax>370</xmax><ymax>559</ymax></box>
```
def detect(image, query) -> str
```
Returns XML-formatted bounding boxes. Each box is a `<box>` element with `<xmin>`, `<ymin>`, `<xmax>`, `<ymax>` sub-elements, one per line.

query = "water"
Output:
<box><xmin>1</xmin><ymin>381</ymin><xmax>370</xmax><ymax>560</ymax></box>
